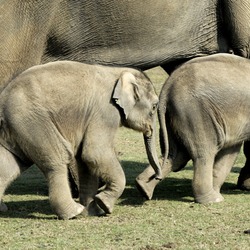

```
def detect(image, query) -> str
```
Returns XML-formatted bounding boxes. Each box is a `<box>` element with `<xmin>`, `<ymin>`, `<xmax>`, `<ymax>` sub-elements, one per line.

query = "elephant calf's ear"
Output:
<box><xmin>112</xmin><ymin>71</ymin><xmax>140</xmax><ymax>119</ymax></box>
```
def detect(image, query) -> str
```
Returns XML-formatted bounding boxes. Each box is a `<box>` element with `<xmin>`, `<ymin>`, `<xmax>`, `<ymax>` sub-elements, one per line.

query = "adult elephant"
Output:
<box><xmin>1</xmin><ymin>0</ymin><xmax>250</xmax><ymax>190</ymax></box>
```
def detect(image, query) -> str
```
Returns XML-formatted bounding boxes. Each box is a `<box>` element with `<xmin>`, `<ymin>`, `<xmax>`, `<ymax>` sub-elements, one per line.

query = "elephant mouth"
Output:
<box><xmin>143</xmin><ymin>125</ymin><xmax>152</xmax><ymax>138</ymax></box>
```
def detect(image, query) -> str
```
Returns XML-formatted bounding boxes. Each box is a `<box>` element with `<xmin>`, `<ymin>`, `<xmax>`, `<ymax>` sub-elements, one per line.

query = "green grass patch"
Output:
<box><xmin>0</xmin><ymin>68</ymin><xmax>249</xmax><ymax>249</ymax></box>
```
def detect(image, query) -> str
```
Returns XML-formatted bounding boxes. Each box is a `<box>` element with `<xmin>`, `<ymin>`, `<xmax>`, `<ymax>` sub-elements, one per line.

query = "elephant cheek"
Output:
<box><xmin>126</xmin><ymin>114</ymin><xmax>150</xmax><ymax>134</ymax></box>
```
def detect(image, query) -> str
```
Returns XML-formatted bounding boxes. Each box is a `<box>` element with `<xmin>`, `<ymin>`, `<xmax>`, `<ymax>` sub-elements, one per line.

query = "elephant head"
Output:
<box><xmin>112</xmin><ymin>71</ymin><xmax>162</xmax><ymax>180</ymax></box>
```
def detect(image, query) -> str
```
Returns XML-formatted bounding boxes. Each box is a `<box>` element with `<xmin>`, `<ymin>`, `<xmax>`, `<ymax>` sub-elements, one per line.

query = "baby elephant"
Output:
<box><xmin>136</xmin><ymin>53</ymin><xmax>250</xmax><ymax>204</ymax></box>
<box><xmin>0</xmin><ymin>61</ymin><xmax>161</xmax><ymax>219</ymax></box>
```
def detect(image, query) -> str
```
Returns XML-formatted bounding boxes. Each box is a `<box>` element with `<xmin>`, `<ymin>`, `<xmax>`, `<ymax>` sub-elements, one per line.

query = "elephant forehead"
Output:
<box><xmin>144</xmin><ymin>90</ymin><xmax>158</xmax><ymax>102</ymax></box>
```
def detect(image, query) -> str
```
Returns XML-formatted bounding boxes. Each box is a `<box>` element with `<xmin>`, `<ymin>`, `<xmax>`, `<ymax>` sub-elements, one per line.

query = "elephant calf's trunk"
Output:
<box><xmin>143</xmin><ymin>134</ymin><xmax>162</xmax><ymax>180</ymax></box>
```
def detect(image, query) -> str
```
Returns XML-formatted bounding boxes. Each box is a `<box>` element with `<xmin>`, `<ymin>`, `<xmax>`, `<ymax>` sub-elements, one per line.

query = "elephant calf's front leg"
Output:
<box><xmin>78</xmin><ymin>163</ymin><xmax>105</xmax><ymax>216</ymax></box>
<box><xmin>94</xmin><ymin>162</ymin><xmax>126</xmax><ymax>214</ymax></box>
<box><xmin>84</xmin><ymin>151</ymin><xmax>126</xmax><ymax>215</ymax></box>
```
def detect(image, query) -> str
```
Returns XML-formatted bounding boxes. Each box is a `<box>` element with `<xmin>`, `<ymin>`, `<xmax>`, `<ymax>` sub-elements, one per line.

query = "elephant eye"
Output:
<box><xmin>150</xmin><ymin>103</ymin><xmax>158</xmax><ymax>117</ymax></box>
<box><xmin>152</xmin><ymin>103</ymin><xmax>158</xmax><ymax>111</ymax></box>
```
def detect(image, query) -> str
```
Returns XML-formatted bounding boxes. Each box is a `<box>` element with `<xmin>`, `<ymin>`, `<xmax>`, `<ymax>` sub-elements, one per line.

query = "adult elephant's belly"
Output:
<box><xmin>42</xmin><ymin>0</ymin><xmax>226</xmax><ymax>69</ymax></box>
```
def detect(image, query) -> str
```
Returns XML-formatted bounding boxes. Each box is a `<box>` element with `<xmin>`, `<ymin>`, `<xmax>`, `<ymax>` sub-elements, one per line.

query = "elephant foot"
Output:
<box><xmin>237</xmin><ymin>179</ymin><xmax>250</xmax><ymax>190</ymax></box>
<box><xmin>135</xmin><ymin>175</ymin><xmax>160</xmax><ymax>200</ymax></box>
<box><xmin>95</xmin><ymin>193</ymin><xmax>116</xmax><ymax>214</ymax></box>
<box><xmin>0</xmin><ymin>200</ymin><xmax>8</xmax><ymax>212</ymax></box>
<box><xmin>57</xmin><ymin>202</ymin><xmax>84</xmax><ymax>220</ymax></box>
<box><xmin>237</xmin><ymin>170</ymin><xmax>250</xmax><ymax>190</ymax></box>
<box><xmin>194</xmin><ymin>190</ymin><xmax>224</xmax><ymax>204</ymax></box>
<box><xmin>86</xmin><ymin>200</ymin><xmax>106</xmax><ymax>216</ymax></box>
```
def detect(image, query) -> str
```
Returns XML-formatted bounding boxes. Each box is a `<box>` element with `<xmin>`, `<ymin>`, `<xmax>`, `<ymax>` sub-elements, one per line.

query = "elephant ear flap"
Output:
<box><xmin>112</xmin><ymin>71</ymin><xmax>140</xmax><ymax>119</ymax></box>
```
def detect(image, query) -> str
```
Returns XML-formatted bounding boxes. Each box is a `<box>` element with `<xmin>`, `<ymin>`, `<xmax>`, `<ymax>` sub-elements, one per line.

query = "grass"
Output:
<box><xmin>1</xmin><ymin>67</ymin><xmax>250</xmax><ymax>249</ymax></box>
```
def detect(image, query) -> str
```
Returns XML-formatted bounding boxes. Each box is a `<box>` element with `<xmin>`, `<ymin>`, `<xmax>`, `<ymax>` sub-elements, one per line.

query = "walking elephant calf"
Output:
<box><xmin>136</xmin><ymin>53</ymin><xmax>250</xmax><ymax>204</ymax></box>
<box><xmin>0</xmin><ymin>61</ymin><xmax>161</xmax><ymax>219</ymax></box>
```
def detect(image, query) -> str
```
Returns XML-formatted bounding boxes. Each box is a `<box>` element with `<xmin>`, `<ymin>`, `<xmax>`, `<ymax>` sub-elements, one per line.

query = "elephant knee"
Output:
<box><xmin>97</xmin><ymin>164</ymin><xmax>125</xmax><ymax>197</ymax></box>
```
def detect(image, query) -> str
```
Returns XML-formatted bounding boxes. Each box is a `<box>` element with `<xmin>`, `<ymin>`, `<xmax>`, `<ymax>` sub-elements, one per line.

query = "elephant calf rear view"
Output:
<box><xmin>0</xmin><ymin>61</ymin><xmax>161</xmax><ymax>219</ymax></box>
<box><xmin>137</xmin><ymin>53</ymin><xmax>250</xmax><ymax>204</ymax></box>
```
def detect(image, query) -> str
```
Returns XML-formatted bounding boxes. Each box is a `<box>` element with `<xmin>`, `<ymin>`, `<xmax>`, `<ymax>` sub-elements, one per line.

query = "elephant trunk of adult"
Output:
<box><xmin>143</xmin><ymin>117</ymin><xmax>162</xmax><ymax>180</ymax></box>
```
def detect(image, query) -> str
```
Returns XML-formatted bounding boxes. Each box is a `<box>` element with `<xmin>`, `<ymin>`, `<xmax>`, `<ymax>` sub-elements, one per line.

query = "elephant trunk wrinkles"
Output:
<box><xmin>143</xmin><ymin>123</ymin><xmax>162</xmax><ymax>180</ymax></box>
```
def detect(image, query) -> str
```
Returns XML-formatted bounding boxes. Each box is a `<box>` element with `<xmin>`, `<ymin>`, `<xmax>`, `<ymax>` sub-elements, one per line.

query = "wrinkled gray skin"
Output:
<box><xmin>2</xmin><ymin>0</ymin><xmax>250</xmax><ymax>192</ymax></box>
<box><xmin>0</xmin><ymin>61</ymin><xmax>161</xmax><ymax>219</ymax></box>
<box><xmin>136</xmin><ymin>53</ymin><xmax>250</xmax><ymax>203</ymax></box>
<box><xmin>2</xmin><ymin>0</ymin><xmax>250</xmax><ymax>86</ymax></box>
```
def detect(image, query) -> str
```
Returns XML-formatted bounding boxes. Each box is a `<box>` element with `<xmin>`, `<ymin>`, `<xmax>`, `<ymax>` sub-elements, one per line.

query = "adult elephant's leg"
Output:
<box><xmin>222</xmin><ymin>0</ymin><xmax>250</xmax><ymax>58</ymax></box>
<box><xmin>213</xmin><ymin>144</ymin><xmax>242</xmax><ymax>193</ymax></box>
<box><xmin>237</xmin><ymin>141</ymin><xmax>250</xmax><ymax>190</ymax></box>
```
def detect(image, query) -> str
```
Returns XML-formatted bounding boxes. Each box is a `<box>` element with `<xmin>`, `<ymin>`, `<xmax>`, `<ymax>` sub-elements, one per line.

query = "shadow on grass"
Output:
<box><xmin>2</xmin><ymin>160</ymin><xmax>248</xmax><ymax>218</ymax></box>
<box><xmin>5</xmin><ymin>165</ymin><xmax>48</xmax><ymax>196</ymax></box>
<box><xmin>0</xmin><ymin>199</ymin><xmax>56</xmax><ymax>220</ymax></box>
<box><xmin>119</xmin><ymin>161</ymin><xmax>249</xmax><ymax>207</ymax></box>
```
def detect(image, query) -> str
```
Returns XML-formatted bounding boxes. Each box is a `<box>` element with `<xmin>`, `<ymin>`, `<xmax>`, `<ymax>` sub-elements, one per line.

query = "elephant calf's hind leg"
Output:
<box><xmin>44</xmin><ymin>166</ymin><xmax>84</xmax><ymax>219</ymax></box>
<box><xmin>193</xmin><ymin>156</ymin><xmax>224</xmax><ymax>204</ymax></box>
<box><xmin>213</xmin><ymin>145</ymin><xmax>241</xmax><ymax>193</ymax></box>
